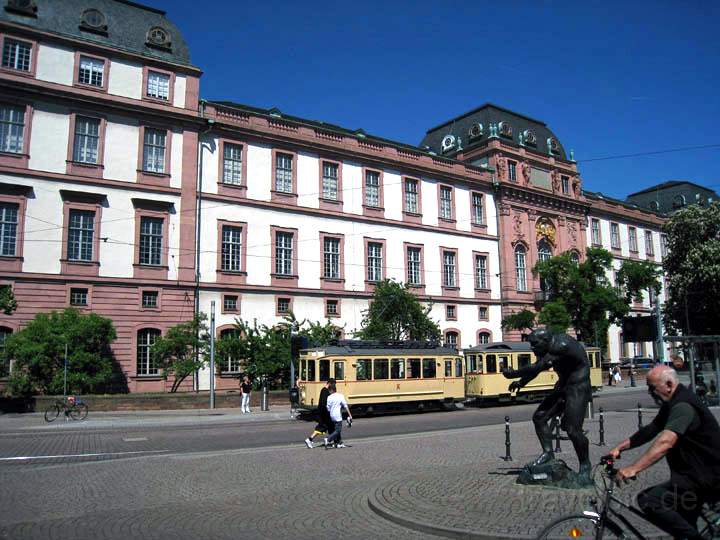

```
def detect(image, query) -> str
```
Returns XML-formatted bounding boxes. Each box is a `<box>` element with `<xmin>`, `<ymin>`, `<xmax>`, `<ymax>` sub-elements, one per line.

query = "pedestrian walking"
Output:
<box><xmin>608</xmin><ymin>366</ymin><xmax>614</xmax><ymax>386</ymax></box>
<box><xmin>612</xmin><ymin>366</ymin><xmax>622</xmax><ymax>385</ymax></box>
<box><xmin>304</xmin><ymin>378</ymin><xmax>334</xmax><ymax>448</ymax></box>
<box><xmin>240</xmin><ymin>375</ymin><xmax>252</xmax><ymax>413</ymax></box>
<box><xmin>324</xmin><ymin>382</ymin><xmax>352</xmax><ymax>449</ymax></box>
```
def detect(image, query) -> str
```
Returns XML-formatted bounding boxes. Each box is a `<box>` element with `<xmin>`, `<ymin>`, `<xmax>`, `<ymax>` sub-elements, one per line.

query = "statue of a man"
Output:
<box><xmin>502</xmin><ymin>328</ymin><xmax>592</xmax><ymax>478</ymax></box>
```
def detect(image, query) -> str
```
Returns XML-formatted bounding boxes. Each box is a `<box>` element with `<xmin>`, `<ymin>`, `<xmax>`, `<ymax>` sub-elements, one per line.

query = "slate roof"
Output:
<box><xmin>0</xmin><ymin>0</ymin><xmax>194</xmax><ymax>68</ymax></box>
<box><xmin>419</xmin><ymin>103</ymin><xmax>568</xmax><ymax>161</ymax></box>
<box><xmin>626</xmin><ymin>180</ymin><xmax>716</xmax><ymax>197</ymax></box>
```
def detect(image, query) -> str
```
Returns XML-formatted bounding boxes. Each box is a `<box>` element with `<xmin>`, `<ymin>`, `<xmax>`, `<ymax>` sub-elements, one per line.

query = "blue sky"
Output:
<box><xmin>152</xmin><ymin>0</ymin><xmax>720</xmax><ymax>201</ymax></box>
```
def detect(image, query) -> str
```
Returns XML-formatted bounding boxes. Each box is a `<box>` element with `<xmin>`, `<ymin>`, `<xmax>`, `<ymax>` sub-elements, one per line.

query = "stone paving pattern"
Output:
<box><xmin>0</xmin><ymin>405</ymin><xmax>685</xmax><ymax>540</ymax></box>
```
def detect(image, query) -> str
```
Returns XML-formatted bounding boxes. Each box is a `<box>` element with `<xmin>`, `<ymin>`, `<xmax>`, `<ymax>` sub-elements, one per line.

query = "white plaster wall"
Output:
<box><xmin>103</xmin><ymin>116</ymin><xmax>139</xmax><ymax>182</ymax></box>
<box><xmin>296</xmin><ymin>152</ymin><xmax>318</xmax><ymax>208</ymax></box>
<box><xmin>383</xmin><ymin>170</ymin><xmax>403</xmax><ymax>221</ymax></box>
<box><xmin>170</xmin><ymin>129</ymin><xmax>183</xmax><ymax>189</ymax></box>
<box><xmin>198</xmin><ymin>134</ymin><xmax>219</xmax><ymax>194</ymax></box>
<box><xmin>455</xmin><ymin>185</ymin><xmax>471</xmax><ymax>232</ymax></box>
<box><xmin>35</xmin><ymin>43</ymin><xmax>73</xmax><ymax>85</ymax></box>
<box><xmin>28</xmin><ymin>103</ymin><xmax>68</xmax><ymax>173</ymax></box>
<box><xmin>343</xmin><ymin>162</ymin><xmax>363</xmax><ymax>215</ymax></box>
<box><xmin>485</xmin><ymin>192</ymin><xmax>498</xmax><ymax>237</ymax></box>
<box><xmin>107</xmin><ymin>58</ymin><xmax>142</xmax><ymax>100</ymax></box>
<box><xmin>173</xmin><ymin>75</ymin><xmax>186</xmax><ymax>109</ymax></box>
<box><xmin>246</xmin><ymin>144</ymin><xmax>271</xmax><ymax>201</ymax></box>
<box><xmin>422</xmin><ymin>179</ymin><xmax>439</xmax><ymax>226</ymax></box>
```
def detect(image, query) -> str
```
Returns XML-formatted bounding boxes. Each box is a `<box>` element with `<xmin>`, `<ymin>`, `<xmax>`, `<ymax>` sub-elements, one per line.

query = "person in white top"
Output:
<box><xmin>324</xmin><ymin>383</ymin><xmax>352</xmax><ymax>449</ymax></box>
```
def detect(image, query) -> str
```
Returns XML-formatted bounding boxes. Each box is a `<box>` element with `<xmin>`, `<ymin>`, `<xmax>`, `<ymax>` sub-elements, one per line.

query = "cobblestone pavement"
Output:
<box><xmin>1</xmin><ymin>405</ymin><xmax>702</xmax><ymax>540</ymax></box>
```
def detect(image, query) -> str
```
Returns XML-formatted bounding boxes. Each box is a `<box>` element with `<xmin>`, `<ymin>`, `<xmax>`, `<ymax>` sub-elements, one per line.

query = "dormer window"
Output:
<box><xmin>498</xmin><ymin>121</ymin><xmax>513</xmax><ymax>138</ymax></box>
<box><xmin>441</xmin><ymin>134</ymin><xmax>456</xmax><ymax>153</ymax></box>
<box><xmin>468</xmin><ymin>123</ymin><xmax>483</xmax><ymax>140</ymax></box>
<box><xmin>547</xmin><ymin>137</ymin><xmax>559</xmax><ymax>154</ymax></box>
<box><xmin>4</xmin><ymin>0</ymin><xmax>37</xmax><ymax>17</ymax></box>
<box><xmin>523</xmin><ymin>129</ymin><xmax>537</xmax><ymax>146</ymax></box>
<box><xmin>80</xmin><ymin>9</ymin><xmax>108</xmax><ymax>35</ymax></box>
<box><xmin>146</xmin><ymin>27</ymin><xmax>171</xmax><ymax>50</ymax></box>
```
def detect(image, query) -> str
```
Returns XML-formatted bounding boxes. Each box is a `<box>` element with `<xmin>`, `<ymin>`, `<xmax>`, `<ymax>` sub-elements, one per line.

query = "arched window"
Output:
<box><xmin>515</xmin><ymin>244</ymin><xmax>527</xmax><ymax>291</ymax></box>
<box><xmin>537</xmin><ymin>240</ymin><xmax>552</xmax><ymax>263</ymax></box>
<box><xmin>444</xmin><ymin>331</ymin><xmax>459</xmax><ymax>349</ymax></box>
<box><xmin>477</xmin><ymin>331</ymin><xmax>491</xmax><ymax>344</ymax></box>
<box><xmin>219</xmin><ymin>328</ymin><xmax>241</xmax><ymax>373</ymax></box>
<box><xmin>569</xmin><ymin>251</ymin><xmax>580</xmax><ymax>265</ymax></box>
<box><xmin>0</xmin><ymin>326</ymin><xmax>12</xmax><ymax>377</ymax></box>
<box><xmin>137</xmin><ymin>328</ymin><xmax>160</xmax><ymax>376</ymax></box>
<box><xmin>672</xmin><ymin>195</ymin><xmax>686</xmax><ymax>208</ymax></box>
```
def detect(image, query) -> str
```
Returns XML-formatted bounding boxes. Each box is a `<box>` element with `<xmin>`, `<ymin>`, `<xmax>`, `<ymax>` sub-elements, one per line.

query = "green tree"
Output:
<box><xmin>0</xmin><ymin>285</ymin><xmax>17</xmax><ymax>315</ymax></box>
<box><xmin>5</xmin><ymin>308</ymin><xmax>116</xmax><ymax>396</ymax></box>
<box><xmin>150</xmin><ymin>314</ymin><xmax>209</xmax><ymax>393</ymax></box>
<box><xmin>533</xmin><ymin>247</ymin><xmax>660</xmax><ymax>347</ymax></box>
<box><xmin>662</xmin><ymin>202</ymin><xmax>720</xmax><ymax>335</ymax></box>
<box><xmin>355</xmin><ymin>279</ymin><xmax>441</xmax><ymax>341</ymax></box>
<box><xmin>501</xmin><ymin>309</ymin><xmax>537</xmax><ymax>333</ymax></box>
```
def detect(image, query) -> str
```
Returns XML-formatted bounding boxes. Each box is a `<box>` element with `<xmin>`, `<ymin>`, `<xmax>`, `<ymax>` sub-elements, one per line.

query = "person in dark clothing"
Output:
<box><xmin>304</xmin><ymin>378</ymin><xmax>335</xmax><ymax>448</ymax></box>
<box><xmin>609</xmin><ymin>365</ymin><xmax>720</xmax><ymax>540</ymax></box>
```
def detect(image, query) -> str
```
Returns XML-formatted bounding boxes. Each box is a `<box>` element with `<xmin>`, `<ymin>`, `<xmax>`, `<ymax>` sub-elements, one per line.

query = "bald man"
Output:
<box><xmin>609</xmin><ymin>365</ymin><xmax>720</xmax><ymax>540</ymax></box>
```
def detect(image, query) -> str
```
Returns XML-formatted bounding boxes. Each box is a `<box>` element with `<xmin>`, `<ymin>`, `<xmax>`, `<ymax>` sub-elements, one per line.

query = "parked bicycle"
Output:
<box><xmin>536</xmin><ymin>455</ymin><xmax>720</xmax><ymax>539</ymax></box>
<box><xmin>44</xmin><ymin>395</ymin><xmax>88</xmax><ymax>422</ymax></box>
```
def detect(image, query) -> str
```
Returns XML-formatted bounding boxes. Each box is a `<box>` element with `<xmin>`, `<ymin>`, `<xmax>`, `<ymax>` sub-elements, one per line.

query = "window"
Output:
<box><xmin>78</xmin><ymin>55</ymin><xmax>104</xmax><ymax>87</ymax></box>
<box><xmin>139</xmin><ymin>216</ymin><xmax>163</xmax><ymax>266</ymax></box>
<box><xmin>455</xmin><ymin>358</ymin><xmax>463</xmax><ymax>377</ymax></box>
<box><xmin>0</xmin><ymin>326</ymin><xmax>12</xmax><ymax>377</ymax></box>
<box><xmin>142</xmin><ymin>128</ymin><xmax>167</xmax><ymax>173</ymax></box>
<box><xmin>404</xmin><ymin>178</ymin><xmax>419</xmax><ymax>213</ymax></box>
<box><xmin>275</xmin><ymin>152</ymin><xmax>293</xmax><ymax>193</ymax></box>
<box><xmin>365</xmin><ymin>170</ymin><xmax>380</xmax><ymax>207</ymax></box>
<box><xmin>356</xmin><ymin>359</ymin><xmax>372</xmax><ymax>380</ymax></box>
<box><xmin>406</xmin><ymin>246</ymin><xmax>422</xmax><ymax>286</ymax></box>
<box><xmin>610</xmin><ymin>223</ymin><xmax>620</xmax><ymax>249</ymax></box>
<box><xmin>67</xmin><ymin>209</ymin><xmax>94</xmax><ymax>261</ymax></box>
<box><xmin>591</xmin><ymin>219</ymin><xmax>601</xmax><ymax>245</ymax></box>
<box><xmin>277</xmin><ymin>297</ymin><xmax>291</xmax><ymax>314</ymax></box>
<box><xmin>275</xmin><ymin>231</ymin><xmax>293</xmax><ymax>275</ymax></box>
<box><xmin>322</xmin><ymin>162</ymin><xmax>339</xmax><ymax>200</ymax></box>
<box><xmin>142</xmin><ymin>290</ymin><xmax>158</xmax><ymax>309</ymax></box>
<box><xmin>374</xmin><ymin>359</ymin><xmax>389</xmax><ymax>380</ymax></box>
<box><xmin>439</xmin><ymin>186</ymin><xmax>453</xmax><ymax>220</ymax></box>
<box><xmin>146</xmin><ymin>71</ymin><xmax>170</xmax><ymax>100</ymax></box>
<box><xmin>367</xmin><ymin>242</ymin><xmax>383</xmax><ymax>282</ymax></box>
<box><xmin>661</xmin><ymin>234</ymin><xmax>668</xmax><ymax>257</ymax></box>
<box><xmin>445</xmin><ymin>360</ymin><xmax>452</xmax><ymax>377</ymax></box>
<box><xmin>515</xmin><ymin>245</ymin><xmax>527</xmax><ymax>291</ymax></box>
<box><xmin>475</xmin><ymin>254</ymin><xmax>488</xmax><ymax>289</ymax></box>
<box><xmin>445</xmin><ymin>331</ymin><xmax>458</xmax><ymax>349</ymax></box>
<box><xmin>2</xmin><ymin>38</ymin><xmax>31</xmax><ymax>72</ymax></box>
<box><xmin>223</xmin><ymin>295</ymin><xmax>238</xmax><ymax>313</ymax></box>
<box><xmin>0</xmin><ymin>202</ymin><xmax>18</xmax><ymax>256</ymax></box>
<box><xmin>219</xmin><ymin>328</ymin><xmax>241</xmax><ymax>372</ymax></box>
<box><xmin>325</xmin><ymin>299</ymin><xmax>338</xmax><ymax>317</ymax></box>
<box><xmin>221</xmin><ymin>225</ymin><xmax>243</xmax><ymax>272</ymax></box>
<box><xmin>518</xmin><ymin>354</ymin><xmax>532</xmax><ymax>369</ymax></box>
<box><xmin>390</xmin><ymin>358</ymin><xmax>405</xmax><ymax>379</ymax></box>
<box><xmin>629</xmin><ymin>227</ymin><xmax>638</xmax><ymax>252</ymax></box>
<box><xmin>508</xmin><ymin>160</ymin><xmax>517</xmax><ymax>182</ymax></box>
<box><xmin>407</xmin><ymin>358</ymin><xmax>421</xmax><ymax>378</ymax></box>
<box><xmin>222</xmin><ymin>143</ymin><xmax>243</xmax><ymax>185</ymax></box>
<box><xmin>334</xmin><ymin>361</ymin><xmax>345</xmax><ymax>380</ymax></box>
<box><xmin>442</xmin><ymin>250</ymin><xmax>457</xmax><ymax>288</ymax></box>
<box><xmin>0</xmin><ymin>105</ymin><xmax>25</xmax><ymax>153</ymax></box>
<box><xmin>478</xmin><ymin>332</ymin><xmax>491</xmax><ymax>345</ymax></box>
<box><xmin>72</xmin><ymin>116</ymin><xmax>100</xmax><ymax>164</ymax></box>
<box><xmin>478</xmin><ymin>306</ymin><xmax>488</xmax><ymax>320</ymax></box>
<box><xmin>137</xmin><ymin>329</ymin><xmax>160</xmax><ymax>376</ymax></box>
<box><xmin>471</xmin><ymin>192</ymin><xmax>484</xmax><ymax>225</ymax></box>
<box><xmin>323</xmin><ymin>237</ymin><xmax>340</xmax><ymax>279</ymax></box>
<box><xmin>486</xmin><ymin>354</ymin><xmax>497</xmax><ymax>372</ymax></box>
<box><xmin>537</xmin><ymin>240</ymin><xmax>552</xmax><ymax>263</ymax></box>
<box><xmin>422</xmin><ymin>358</ymin><xmax>436</xmax><ymax>378</ymax></box>
<box><xmin>645</xmin><ymin>231</ymin><xmax>654</xmax><ymax>256</ymax></box>
<box><xmin>446</xmin><ymin>305</ymin><xmax>456</xmax><ymax>320</ymax></box>
<box><xmin>70</xmin><ymin>287</ymin><xmax>88</xmax><ymax>306</ymax></box>
<box><xmin>648</xmin><ymin>287</ymin><xmax>657</xmax><ymax>306</ymax></box>
<box><xmin>561</xmin><ymin>175</ymin><xmax>569</xmax><ymax>195</ymax></box>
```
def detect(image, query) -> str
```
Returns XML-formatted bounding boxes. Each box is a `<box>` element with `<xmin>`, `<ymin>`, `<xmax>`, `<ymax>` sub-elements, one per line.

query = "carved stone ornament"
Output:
<box><xmin>441</xmin><ymin>134</ymin><xmax>456</xmax><ymax>153</ymax></box>
<box><xmin>523</xmin><ymin>129</ymin><xmax>537</xmax><ymax>146</ymax></box>
<box><xmin>513</xmin><ymin>213</ymin><xmax>525</xmax><ymax>239</ymax></box>
<box><xmin>535</xmin><ymin>217</ymin><xmax>556</xmax><ymax>245</ymax></box>
<box><xmin>499</xmin><ymin>121</ymin><xmax>513</xmax><ymax>138</ymax></box>
<box><xmin>521</xmin><ymin>161</ymin><xmax>531</xmax><ymax>184</ymax></box>
<box><xmin>468</xmin><ymin>123</ymin><xmax>483</xmax><ymax>139</ymax></box>
<box><xmin>567</xmin><ymin>221</ymin><xmax>578</xmax><ymax>247</ymax></box>
<box><xmin>496</xmin><ymin>157</ymin><xmax>507</xmax><ymax>179</ymax></box>
<box><xmin>498</xmin><ymin>203</ymin><xmax>511</xmax><ymax>216</ymax></box>
<box><xmin>572</xmin><ymin>177</ymin><xmax>581</xmax><ymax>197</ymax></box>
<box><xmin>551</xmin><ymin>170</ymin><xmax>560</xmax><ymax>193</ymax></box>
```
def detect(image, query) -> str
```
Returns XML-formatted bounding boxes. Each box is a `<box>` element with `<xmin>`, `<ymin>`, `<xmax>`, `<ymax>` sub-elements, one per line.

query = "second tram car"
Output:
<box><xmin>464</xmin><ymin>342</ymin><xmax>603</xmax><ymax>402</ymax></box>
<box><xmin>297</xmin><ymin>341</ymin><xmax>465</xmax><ymax>413</ymax></box>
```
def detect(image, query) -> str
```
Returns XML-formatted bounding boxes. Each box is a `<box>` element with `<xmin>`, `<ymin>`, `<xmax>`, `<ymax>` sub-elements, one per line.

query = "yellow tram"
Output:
<box><xmin>464</xmin><ymin>342</ymin><xmax>603</xmax><ymax>402</ymax></box>
<box><xmin>297</xmin><ymin>341</ymin><xmax>465</xmax><ymax>413</ymax></box>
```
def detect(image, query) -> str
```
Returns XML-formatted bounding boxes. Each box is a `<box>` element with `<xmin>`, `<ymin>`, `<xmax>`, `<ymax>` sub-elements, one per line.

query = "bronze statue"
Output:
<box><xmin>503</xmin><ymin>328</ymin><xmax>592</xmax><ymax>484</ymax></box>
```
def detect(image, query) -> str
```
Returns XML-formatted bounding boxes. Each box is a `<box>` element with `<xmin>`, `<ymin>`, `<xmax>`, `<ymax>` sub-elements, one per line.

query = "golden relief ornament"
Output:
<box><xmin>535</xmin><ymin>217</ymin><xmax>556</xmax><ymax>244</ymax></box>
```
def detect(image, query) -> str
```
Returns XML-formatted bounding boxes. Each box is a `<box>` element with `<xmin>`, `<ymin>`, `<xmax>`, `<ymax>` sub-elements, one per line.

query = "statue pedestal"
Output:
<box><xmin>517</xmin><ymin>459</ymin><xmax>593</xmax><ymax>489</ymax></box>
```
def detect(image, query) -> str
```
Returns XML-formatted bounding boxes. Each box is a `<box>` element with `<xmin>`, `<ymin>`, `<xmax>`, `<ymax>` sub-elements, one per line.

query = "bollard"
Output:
<box><xmin>637</xmin><ymin>402</ymin><xmax>643</xmax><ymax>429</ymax></box>
<box><xmin>261</xmin><ymin>382</ymin><xmax>269</xmax><ymax>411</ymax></box>
<box><xmin>504</xmin><ymin>416</ymin><xmax>512</xmax><ymax>461</ymax></box>
<box><xmin>554</xmin><ymin>415</ymin><xmax>562</xmax><ymax>453</ymax></box>
<box><xmin>599</xmin><ymin>407</ymin><xmax>606</xmax><ymax>446</ymax></box>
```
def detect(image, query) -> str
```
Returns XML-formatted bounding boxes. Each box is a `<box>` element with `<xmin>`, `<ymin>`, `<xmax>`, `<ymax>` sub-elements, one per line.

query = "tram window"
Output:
<box><xmin>499</xmin><ymin>356</ymin><xmax>509</xmax><ymax>371</ymax></box>
<box><xmin>422</xmin><ymin>358</ymin><xmax>436</xmax><ymax>378</ymax></box>
<box><xmin>408</xmin><ymin>358</ymin><xmax>421</xmax><ymax>378</ymax></box>
<box><xmin>518</xmin><ymin>354</ymin><xmax>532</xmax><ymax>369</ymax></box>
<box><xmin>595</xmin><ymin>353</ymin><xmax>601</xmax><ymax>368</ymax></box>
<box><xmin>467</xmin><ymin>354</ymin><xmax>476</xmax><ymax>372</ymax></box>
<box><xmin>486</xmin><ymin>354</ymin><xmax>497</xmax><ymax>373</ymax></box>
<box><xmin>307</xmin><ymin>360</ymin><xmax>316</xmax><ymax>381</ymax></box>
<box><xmin>356</xmin><ymin>359</ymin><xmax>372</xmax><ymax>380</ymax></box>
<box><xmin>319</xmin><ymin>359</ymin><xmax>330</xmax><ymax>381</ymax></box>
<box><xmin>455</xmin><ymin>358</ymin><xmax>463</xmax><ymax>377</ymax></box>
<box><xmin>445</xmin><ymin>360</ymin><xmax>452</xmax><ymax>377</ymax></box>
<box><xmin>374</xmin><ymin>358</ymin><xmax>389</xmax><ymax>379</ymax></box>
<box><xmin>390</xmin><ymin>358</ymin><xmax>405</xmax><ymax>379</ymax></box>
<box><xmin>334</xmin><ymin>361</ymin><xmax>345</xmax><ymax>380</ymax></box>
<box><xmin>300</xmin><ymin>360</ymin><xmax>306</xmax><ymax>380</ymax></box>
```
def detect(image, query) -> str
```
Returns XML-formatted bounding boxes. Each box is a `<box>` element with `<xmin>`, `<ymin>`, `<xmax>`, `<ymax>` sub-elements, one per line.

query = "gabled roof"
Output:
<box><xmin>626</xmin><ymin>180</ymin><xmax>716</xmax><ymax>197</ymax></box>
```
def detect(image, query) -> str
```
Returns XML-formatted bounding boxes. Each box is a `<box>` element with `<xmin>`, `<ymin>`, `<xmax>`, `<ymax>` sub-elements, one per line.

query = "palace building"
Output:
<box><xmin>0</xmin><ymin>0</ymin><xmax>669</xmax><ymax>392</ymax></box>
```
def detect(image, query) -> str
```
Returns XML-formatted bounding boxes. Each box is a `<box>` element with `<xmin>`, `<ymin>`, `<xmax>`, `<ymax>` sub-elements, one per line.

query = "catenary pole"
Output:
<box><xmin>210</xmin><ymin>300</ymin><xmax>215</xmax><ymax>410</ymax></box>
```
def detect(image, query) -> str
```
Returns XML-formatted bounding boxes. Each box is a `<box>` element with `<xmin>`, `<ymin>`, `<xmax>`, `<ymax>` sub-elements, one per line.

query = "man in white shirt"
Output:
<box><xmin>324</xmin><ymin>383</ymin><xmax>352</xmax><ymax>449</ymax></box>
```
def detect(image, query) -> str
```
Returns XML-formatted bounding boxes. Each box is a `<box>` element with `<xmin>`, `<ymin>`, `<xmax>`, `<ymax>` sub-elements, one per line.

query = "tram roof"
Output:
<box><xmin>463</xmin><ymin>342</ymin><xmax>534</xmax><ymax>353</ymax></box>
<box><xmin>302</xmin><ymin>340</ymin><xmax>459</xmax><ymax>356</ymax></box>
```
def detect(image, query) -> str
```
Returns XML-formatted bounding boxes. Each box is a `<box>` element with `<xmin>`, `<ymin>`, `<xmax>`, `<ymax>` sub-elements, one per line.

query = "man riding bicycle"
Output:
<box><xmin>609</xmin><ymin>365</ymin><xmax>720</xmax><ymax>539</ymax></box>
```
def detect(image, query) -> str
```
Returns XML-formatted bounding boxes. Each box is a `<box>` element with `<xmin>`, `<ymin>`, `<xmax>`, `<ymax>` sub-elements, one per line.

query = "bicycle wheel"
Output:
<box><xmin>44</xmin><ymin>403</ymin><xmax>61</xmax><ymax>422</ymax></box>
<box><xmin>69</xmin><ymin>403</ymin><xmax>88</xmax><ymax>421</ymax></box>
<box><xmin>536</xmin><ymin>514</ymin><xmax>600</xmax><ymax>539</ymax></box>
